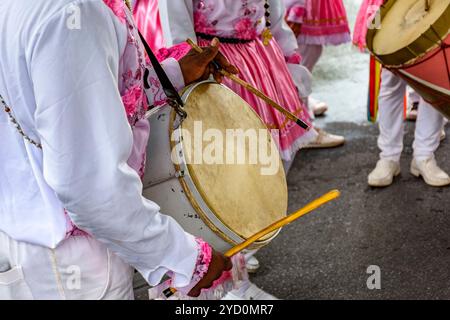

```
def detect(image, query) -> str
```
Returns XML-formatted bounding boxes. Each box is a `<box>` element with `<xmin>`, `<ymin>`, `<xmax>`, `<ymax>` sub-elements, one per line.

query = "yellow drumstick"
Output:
<box><xmin>186</xmin><ymin>38</ymin><xmax>310</xmax><ymax>131</ymax></box>
<box><xmin>164</xmin><ymin>189</ymin><xmax>340</xmax><ymax>298</ymax></box>
<box><xmin>224</xmin><ymin>189</ymin><xmax>340</xmax><ymax>257</ymax></box>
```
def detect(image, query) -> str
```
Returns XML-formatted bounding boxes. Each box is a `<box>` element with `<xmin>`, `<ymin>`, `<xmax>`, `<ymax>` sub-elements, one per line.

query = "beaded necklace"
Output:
<box><xmin>1</xmin><ymin>93</ymin><xmax>42</xmax><ymax>149</ymax></box>
<box><xmin>261</xmin><ymin>0</ymin><xmax>273</xmax><ymax>46</ymax></box>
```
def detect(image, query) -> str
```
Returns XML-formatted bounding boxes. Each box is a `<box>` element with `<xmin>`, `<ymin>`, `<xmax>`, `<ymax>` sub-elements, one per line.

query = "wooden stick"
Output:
<box><xmin>186</xmin><ymin>38</ymin><xmax>310</xmax><ymax>131</ymax></box>
<box><xmin>224</xmin><ymin>189</ymin><xmax>340</xmax><ymax>257</ymax></box>
<box><xmin>164</xmin><ymin>189</ymin><xmax>340</xmax><ymax>298</ymax></box>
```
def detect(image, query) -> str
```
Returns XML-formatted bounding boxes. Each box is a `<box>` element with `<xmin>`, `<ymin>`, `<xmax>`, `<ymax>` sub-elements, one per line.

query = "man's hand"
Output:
<box><xmin>287</xmin><ymin>21</ymin><xmax>302</xmax><ymax>38</ymax></box>
<box><xmin>179</xmin><ymin>38</ymin><xmax>239</xmax><ymax>85</ymax></box>
<box><xmin>188</xmin><ymin>249</ymin><xmax>233</xmax><ymax>297</ymax></box>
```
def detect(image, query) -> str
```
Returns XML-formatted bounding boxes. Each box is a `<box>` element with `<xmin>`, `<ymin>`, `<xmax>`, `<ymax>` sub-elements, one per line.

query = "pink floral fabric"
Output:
<box><xmin>285</xmin><ymin>4</ymin><xmax>306</xmax><ymax>24</ymax></box>
<box><xmin>172</xmin><ymin>238</ymin><xmax>213</xmax><ymax>295</ymax></box>
<box><xmin>193</xmin><ymin>0</ymin><xmax>264</xmax><ymax>41</ymax></box>
<box><xmin>234</xmin><ymin>18</ymin><xmax>257</xmax><ymax>40</ymax></box>
<box><xmin>156</xmin><ymin>43</ymin><xmax>192</xmax><ymax>63</ymax></box>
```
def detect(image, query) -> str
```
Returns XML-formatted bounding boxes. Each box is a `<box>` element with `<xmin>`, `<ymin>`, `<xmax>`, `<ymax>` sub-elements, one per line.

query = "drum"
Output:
<box><xmin>143</xmin><ymin>81</ymin><xmax>288</xmax><ymax>253</ymax></box>
<box><xmin>366</xmin><ymin>0</ymin><xmax>450</xmax><ymax>119</ymax></box>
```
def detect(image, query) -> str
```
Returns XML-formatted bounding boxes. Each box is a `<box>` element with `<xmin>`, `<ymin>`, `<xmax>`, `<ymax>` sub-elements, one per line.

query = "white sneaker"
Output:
<box><xmin>309</xmin><ymin>97</ymin><xmax>328</xmax><ymax>117</ymax></box>
<box><xmin>304</xmin><ymin>128</ymin><xmax>345</xmax><ymax>149</ymax></box>
<box><xmin>411</xmin><ymin>157</ymin><xmax>450</xmax><ymax>187</ymax></box>
<box><xmin>368</xmin><ymin>159</ymin><xmax>401</xmax><ymax>187</ymax></box>
<box><xmin>245</xmin><ymin>256</ymin><xmax>260</xmax><ymax>274</ymax></box>
<box><xmin>222</xmin><ymin>282</ymin><xmax>278</xmax><ymax>300</ymax></box>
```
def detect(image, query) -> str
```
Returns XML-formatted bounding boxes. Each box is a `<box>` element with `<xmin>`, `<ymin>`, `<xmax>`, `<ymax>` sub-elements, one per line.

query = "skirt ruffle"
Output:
<box><xmin>298</xmin><ymin>0</ymin><xmax>351</xmax><ymax>46</ymax></box>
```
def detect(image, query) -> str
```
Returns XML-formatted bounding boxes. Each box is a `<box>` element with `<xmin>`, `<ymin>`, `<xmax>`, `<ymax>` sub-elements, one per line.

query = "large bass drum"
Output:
<box><xmin>143</xmin><ymin>81</ymin><xmax>288</xmax><ymax>253</ymax></box>
<box><xmin>366</xmin><ymin>0</ymin><xmax>450</xmax><ymax>119</ymax></box>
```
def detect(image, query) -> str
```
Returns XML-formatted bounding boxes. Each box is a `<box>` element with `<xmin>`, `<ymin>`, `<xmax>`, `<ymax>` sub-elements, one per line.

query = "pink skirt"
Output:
<box><xmin>197</xmin><ymin>38</ymin><xmax>315</xmax><ymax>161</ymax></box>
<box><xmin>299</xmin><ymin>0</ymin><xmax>351</xmax><ymax>46</ymax></box>
<box><xmin>133</xmin><ymin>0</ymin><xmax>164</xmax><ymax>52</ymax></box>
<box><xmin>353</xmin><ymin>0</ymin><xmax>385</xmax><ymax>51</ymax></box>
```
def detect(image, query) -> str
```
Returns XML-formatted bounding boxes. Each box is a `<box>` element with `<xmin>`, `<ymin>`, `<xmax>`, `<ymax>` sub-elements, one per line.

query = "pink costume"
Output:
<box><xmin>134</xmin><ymin>0</ymin><xmax>316</xmax><ymax>161</ymax></box>
<box><xmin>133</xmin><ymin>0</ymin><xmax>165</xmax><ymax>51</ymax></box>
<box><xmin>352</xmin><ymin>0</ymin><xmax>384</xmax><ymax>51</ymax></box>
<box><xmin>284</xmin><ymin>0</ymin><xmax>351</xmax><ymax>46</ymax></box>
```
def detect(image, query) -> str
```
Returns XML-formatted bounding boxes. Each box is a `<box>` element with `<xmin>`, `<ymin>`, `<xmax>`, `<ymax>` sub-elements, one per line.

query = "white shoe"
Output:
<box><xmin>222</xmin><ymin>282</ymin><xmax>278</xmax><ymax>300</ymax></box>
<box><xmin>309</xmin><ymin>97</ymin><xmax>328</xmax><ymax>117</ymax></box>
<box><xmin>368</xmin><ymin>159</ymin><xmax>401</xmax><ymax>187</ymax></box>
<box><xmin>411</xmin><ymin>157</ymin><xmax>450</xmax><ymax>187</ymax></box>
<box><xmin>304</xmin><ymin>128</ymin><xmax>345</xmax><ymax>149</ymax></box>
<box><xmin>245</xmin><ymin>256</ymin><xmax>260</xmax><ymax>274</ymax></box>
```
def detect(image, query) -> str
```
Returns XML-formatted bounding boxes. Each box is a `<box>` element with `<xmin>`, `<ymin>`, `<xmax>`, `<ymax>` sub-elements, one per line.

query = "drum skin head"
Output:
<box><xmin>367</xmin><ymin>0</ymin><xmax>450</xmax><ymax>67</ymax></box>
<box><xmin>372</xmin><ymin>0</ymin><xmax>450</xmax><ymax>56</ymax></box>
<box><xmin>367</xmin><ymin>0</ymin><xmax>450</xmax><ymax>119</ymax></box>
<box><xmin>179</xmin><ymin>82</ymin><xmax>288</xmax><ymax>241</ymax></box>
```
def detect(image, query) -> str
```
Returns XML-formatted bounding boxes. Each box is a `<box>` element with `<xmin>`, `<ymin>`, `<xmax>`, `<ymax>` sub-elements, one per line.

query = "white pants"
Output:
<box><xmin>0</xmin><ymin>231</ymin><xmax>134</xmax><ymax>300</ymax></box>
<box><xmin>299</xmin><ymin>44</ymin><xmax>324</xmax><ymax>73</ymax></box>
<box><xmin>378</xmin><ymin>69</ymin><xmax>444</xmax><ymax>162</ymax></box>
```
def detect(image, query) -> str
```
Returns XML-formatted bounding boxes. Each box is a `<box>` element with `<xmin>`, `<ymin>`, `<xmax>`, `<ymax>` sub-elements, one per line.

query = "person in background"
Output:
<box><xmin>284</xmin><ymin>0</ymin><xmax>351</xmax><ymax>119</ymax></box>
<box><xmin>353</xmin><ymin>0</ymin><xmax>449</xmax><ymax>188</ymax></box>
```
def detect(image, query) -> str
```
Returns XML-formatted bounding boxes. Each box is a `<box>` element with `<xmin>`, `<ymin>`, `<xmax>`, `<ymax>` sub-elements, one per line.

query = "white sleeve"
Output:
<box><xmin>158</xmin><ymin>0</ymin><xmax>197</xmax><ymax>46</ymax></box>
<box><xmin>30</xmin><ymin>0</ymin><xmax>197</xmax><ymax>288</ymax></box>
<box><xmin>270</xmin><ymin>0</ymin><xmax>301</xmax><ymax>61</ymax></box>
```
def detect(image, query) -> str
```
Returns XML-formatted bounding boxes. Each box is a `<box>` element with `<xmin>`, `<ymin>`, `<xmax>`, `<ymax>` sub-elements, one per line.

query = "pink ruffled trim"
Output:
<box><xmin>286</xmin><ymin>52</ymin><xmax>302</xmax><ymax>65</ymax></box>
<box><xmin>175</xmin><ymin>237</ymin><xmax>213</xmax><ymax>295</ymax></box>
<box><xmin>286</xmin><ymin>6</ymin><xmax>306</xmax><ymax>24</ymax></box>
<box><xmin>156</xmin><ymin>42</ymin><xmax>192</xmax><ymax>62</ymax></box>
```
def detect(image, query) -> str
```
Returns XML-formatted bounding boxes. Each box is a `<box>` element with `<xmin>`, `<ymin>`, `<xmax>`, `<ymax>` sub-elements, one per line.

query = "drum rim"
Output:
<box><xmin>367</xmin><ymin>0</ymin><xmax>450</xmax><ymax>67</ymax></box>
<box><xmin>170</xmin><ymin>80</ymin><xmax>285</xmax><ymax>249</ymax></box>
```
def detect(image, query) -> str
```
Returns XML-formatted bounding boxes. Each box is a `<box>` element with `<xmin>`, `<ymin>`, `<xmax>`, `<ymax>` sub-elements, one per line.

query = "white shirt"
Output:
<box><xmin>0</xmin><ymin>0</ymin><xmax>197</xmax><ymax>288</ymax></box>
<box><xmin>158</xmin><ymin>0</ymin><xmax>300</xmax><ymax>60</ymax></box>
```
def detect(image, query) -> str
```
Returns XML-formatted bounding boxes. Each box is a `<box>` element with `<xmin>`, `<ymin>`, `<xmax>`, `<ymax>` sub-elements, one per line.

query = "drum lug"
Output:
<box><xmin>176</xmin><ymin>170</ymin><xmax>185</xmax><ymax>178</ymax></box>
<box><xmin>168</xmin><ymin>99</ymin><xmax>187</xmax><ymax>125</ymax></box>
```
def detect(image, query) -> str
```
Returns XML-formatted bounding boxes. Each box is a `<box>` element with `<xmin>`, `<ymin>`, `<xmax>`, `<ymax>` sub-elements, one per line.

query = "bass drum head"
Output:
<box><xmin>371</xmin><ymin>0</ymin><xmax>450</xmax><ymax>58</ymax></box>
<box><xmin>179</xmin><ymin>82</ymin><xmax>288</xmax><ymax>242</ymax></box>
<box><xmin>367</xmin><ymin>0</ymin><xmax>450</xmax><ymax>119</ymax></box>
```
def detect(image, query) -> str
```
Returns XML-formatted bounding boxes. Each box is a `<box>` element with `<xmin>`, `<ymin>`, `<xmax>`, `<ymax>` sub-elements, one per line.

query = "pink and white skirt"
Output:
<box><xmin>298</xmin><ymin>0</ymin><xmax>351</xmax><ymax>46</ymax></box>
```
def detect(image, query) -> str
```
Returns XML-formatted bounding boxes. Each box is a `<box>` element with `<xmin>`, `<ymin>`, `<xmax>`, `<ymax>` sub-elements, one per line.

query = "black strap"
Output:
<box><xmin>138</xmin><ymin>30</ymin><xmax>185</xmax><ymax>111</ymax></box>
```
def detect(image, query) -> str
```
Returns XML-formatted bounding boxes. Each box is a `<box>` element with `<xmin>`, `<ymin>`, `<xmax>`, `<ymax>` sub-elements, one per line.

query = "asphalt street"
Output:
<box><xmin>251</xmin><ymin>121</ymin><xmax>450</xmax><ymax>299</ymax></box>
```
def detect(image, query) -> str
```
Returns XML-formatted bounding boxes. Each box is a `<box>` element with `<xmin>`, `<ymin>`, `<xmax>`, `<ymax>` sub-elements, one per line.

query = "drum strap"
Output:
<box><xmin>138</xmin><ymin>31</ymin><xmax>187</xmax><ymax>120</ymax></box>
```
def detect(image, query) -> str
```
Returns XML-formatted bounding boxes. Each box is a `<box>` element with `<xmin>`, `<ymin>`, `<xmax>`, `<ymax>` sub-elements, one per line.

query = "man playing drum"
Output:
<box><xmin>0</xmin><ymin>0</ymin><xmax>240</xmax><ymax>299</ymax></box>
<box><xmin>354</xmin><ymin>0</ymin><xmax>450</xmax><ymax>188</ymax></box>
